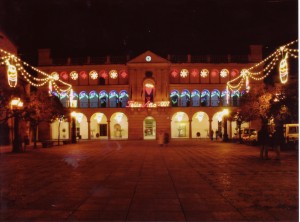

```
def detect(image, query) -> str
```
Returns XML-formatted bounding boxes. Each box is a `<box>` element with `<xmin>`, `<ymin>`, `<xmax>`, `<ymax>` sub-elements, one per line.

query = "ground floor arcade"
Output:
<box><xmin>50</xmin><ymin>108</ymin><xmax>251</xmax><ymax>141</ymax></box>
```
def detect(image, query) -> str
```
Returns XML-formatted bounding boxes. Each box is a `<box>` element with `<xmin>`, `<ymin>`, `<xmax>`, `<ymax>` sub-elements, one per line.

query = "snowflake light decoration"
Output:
<box><xmin>89</xmin><ymin>70</ymin><xmax>98</xmax><ymax>80</ymax></box>
<box><xmin>220</xmin><ymin>69</ymin><xmax>229</xmax><ymax>78</ymax></box>
<box><xmin>200</xmin><ymin>69</ymin><xmax>209</xmax><ymax>78</ymax></box>
<box><xmin>180</xmin><ymin>69</ymin><xmax>189</xmax><ymax>78</ymax></box>
<box><xmin>70</xmin><ymin>71</ymin><xmax>78</xmax><ymax>80</ymax></box>
<box><xmin>109</xmin><ymin>70</ymin><xmax>118</xmax><ymax>79</ymax></box>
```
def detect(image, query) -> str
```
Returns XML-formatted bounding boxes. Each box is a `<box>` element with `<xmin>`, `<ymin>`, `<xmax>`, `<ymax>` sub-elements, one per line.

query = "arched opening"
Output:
<box><xmin>99</xmin><ymin>90</ymin><xmax>108</xmax><ymax>108</ymax></box>
<box><xmin>109</xmin><ymin>90</ymin><xmax>118</xmax><ymax>108</ymax></box>
<box><xmin>170</xmin><ymin>90</ymin><xmax>179</xmax><ymax>107</ymax></box>
<box><xmin>191</xmin><ymin>89</ymin><xmax>201</xmax><ymax>107</ymax></box>
<box><xmin>191</xmin><ymin>112</ymin><xmax>209</xmax><ymax>138</ymax></box>
<box><xmin>171</xmin><ymin>112</ymin><xmax>189</xmax><ymax>138</ymax></box>
<box><xmin>180</xmin><ymin>89</ymin><xmax>190</xmax><ymax>107</ymax></box>
<box><xmin>90</xmin><ymin>113</ymin><xmax>108</xmax><ymax>139</ymax></box>
<box><xmin>143</xmin><ymin>116</ymin><xmax>156</xmax><ymax>140</ymax></box>
<box><xmin>110</xmin><ymin>112</ymin><xmax>128</xmax><ymax>139</ymax></box>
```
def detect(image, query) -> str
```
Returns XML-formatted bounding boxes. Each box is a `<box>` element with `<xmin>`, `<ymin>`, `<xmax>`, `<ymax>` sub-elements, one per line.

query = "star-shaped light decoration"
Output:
<box><xmin>100</xmin><ymin>70</ymin><xmax>108</xmax><ymax>79</ymax></box>
<box><xmin>80</xmin><ymin>71</ymin><xmax>87</xmax><ymax>79</ymax></box>
<box><xmin>191</xmin><ymin>69</ymin><xmax>199</xmax><ymax>77</ymax></box>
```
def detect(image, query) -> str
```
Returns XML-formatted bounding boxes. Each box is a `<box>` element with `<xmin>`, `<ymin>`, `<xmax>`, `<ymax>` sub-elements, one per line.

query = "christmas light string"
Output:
<box><xmin>227</xmin><ymin>40</ymin><xmax>298</xmax><ymax>92</ymax></box>
<box><xmin>0</xmin><ymin>48</ymin><xmax>72</xmax><ymax>93</ymax></box>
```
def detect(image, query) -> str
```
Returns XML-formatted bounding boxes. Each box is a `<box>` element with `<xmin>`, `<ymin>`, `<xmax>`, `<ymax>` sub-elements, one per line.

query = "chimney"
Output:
<box><xmin>38</xmin><ymin>49</ymin><xmax>52</xmax><ymax>66</ymax></box>
<box><xmin>248</xmin><ymin>45</ymin><xmax>262</xmax><ymax>63</ymax></box>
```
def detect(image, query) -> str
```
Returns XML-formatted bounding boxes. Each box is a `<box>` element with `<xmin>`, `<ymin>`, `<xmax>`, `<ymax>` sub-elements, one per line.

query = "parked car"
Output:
<box><xmin>284</xmin><ymin>124</ymin><xmax>299</xmax><ymax>144</ymax></box>
<box><xmin>242</xmin><ymin>128</ymin><xmax>258</xmax><ymax>145</ymax></box>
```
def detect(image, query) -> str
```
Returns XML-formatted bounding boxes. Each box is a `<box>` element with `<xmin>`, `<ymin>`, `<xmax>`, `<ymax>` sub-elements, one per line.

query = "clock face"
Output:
<box><xmin>145</xmin><ymin>56</ymin><xmax>151</xmax><ymax>62</ymax></box>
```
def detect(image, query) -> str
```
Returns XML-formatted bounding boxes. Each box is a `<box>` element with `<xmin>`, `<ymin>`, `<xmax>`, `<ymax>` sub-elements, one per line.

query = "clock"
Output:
<box><xmin>145</xmin><ymin>56</ymin><xmax>151</xmax><ymax>62</ymax></box>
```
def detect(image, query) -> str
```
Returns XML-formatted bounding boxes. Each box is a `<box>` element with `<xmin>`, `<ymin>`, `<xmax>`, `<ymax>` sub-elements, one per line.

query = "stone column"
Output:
<box><xmin>87</xmin><ymin>120</ymin><xmax>91</xmax><ymax>140</ymax></box>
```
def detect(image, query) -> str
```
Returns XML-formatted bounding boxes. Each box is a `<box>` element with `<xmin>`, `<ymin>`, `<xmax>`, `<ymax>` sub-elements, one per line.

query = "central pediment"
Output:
<box><xmin>128</xmin><ymin>50</ymin><xmax>170</xmax><ymax>64</ymax></box>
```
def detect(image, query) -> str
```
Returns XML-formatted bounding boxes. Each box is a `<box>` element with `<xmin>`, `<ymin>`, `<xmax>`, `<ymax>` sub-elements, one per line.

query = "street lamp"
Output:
<box><xmin>10</xmin><ymin>98</ymin><xmax>24</xmax><ymax>152</ymax></box>
<box><xmin>222</xmin><ymin>109</ymin><xmax>229</xmax><ymax>142</ymax></box>
<box><xmin>71</xmin><ymin>111</ymin><xmax>77</xmax><ymax>143</ymax></box>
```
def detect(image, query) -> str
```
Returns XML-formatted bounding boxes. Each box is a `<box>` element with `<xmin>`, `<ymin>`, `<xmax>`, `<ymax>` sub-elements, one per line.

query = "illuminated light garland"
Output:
<box><xmin>226</xmin><ymin>40</ymin><xmax>298</xmax><ymax>92</ymax></box>
<box><xmin>0</xmin><ymin>48</ymin><xmax>72</xmax><ymax>94</ymax></box>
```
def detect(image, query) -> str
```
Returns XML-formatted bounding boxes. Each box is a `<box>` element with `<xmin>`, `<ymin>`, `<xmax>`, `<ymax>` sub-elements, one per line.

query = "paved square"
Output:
<box><xmin>0</xmin><ymin>140</ymin><xmax>298</xmax><ymax>221</ymax></box>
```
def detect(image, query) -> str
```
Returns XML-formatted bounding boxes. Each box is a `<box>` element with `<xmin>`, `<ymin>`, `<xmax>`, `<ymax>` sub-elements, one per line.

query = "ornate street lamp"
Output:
<box><xmin>10</xmin><ymin>98</ymin><xmax>24</xmax><ymax>152</ymax></box>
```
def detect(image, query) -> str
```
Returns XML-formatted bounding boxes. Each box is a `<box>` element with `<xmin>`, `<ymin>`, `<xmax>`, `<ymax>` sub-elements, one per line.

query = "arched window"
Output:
<box><xmin>180</xmin><ymin>89</ymin><xmax>190</xmax><ymax>107</ymax></box>
<box><xmin>170</xmin><ymin>90</ymin><xmax>180</xmax><ymax>107</ymax></box>
<box><xmin>89</xmin><ymin>90</ymin><xmax>98</xmax><ymax>108</ymax></box>
<box><xmin>70</xmin><ymin>91</ymin><xmax>79</xmax><ymax>108</ymax></box>
<box><xmin>60</xmin><ymin>92</ymin><xmax>69</xmax><ymax>107</ymax></box>
<box><xmin>119</xmin><ymin>90</ymin><xmax>129</xmax><ymax>108</ymax></box>
<box><xmin>221</xmin><ymin>90</ymin><xmax>229</xmax><ymax>107</ymax></box>
<box><xmin>211</xmin><ymin>89</ymin><xmax>220</xmax><ymax>107</ymax></box>
<box><xmin>79</xmin><ymin>91</ymin><xmax>89</xmax><ymax>108</ymax></box>
<box><xmin>201</xmin><ymin>89</ymin><xmax>210</xmax><ymax>107</ymax></box>
<box><xmin>191</xmin><ymin>89</ymin><xmax>201</xmax><ymax>107</ymax></box>
<box><xmin>109</xmin><ymin>90</ymin><xmax>118</xmax><ymax>108</ymax></box>
<box><xmin>231</xmin><ymin>90</ymin><xmax>240</xmax><ymax>107</ymax></box>
<box><xmin>99</xmin><ymin>90</ymin><xmax>108</xmax><ymax>108</ymax></box>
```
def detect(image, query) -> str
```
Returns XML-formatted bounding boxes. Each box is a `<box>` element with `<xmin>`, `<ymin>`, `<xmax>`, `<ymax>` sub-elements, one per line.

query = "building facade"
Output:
<box><xmin>37</xmin><ymin>46</ymin><xmax>262</xmax><ymax>141</ymax></box>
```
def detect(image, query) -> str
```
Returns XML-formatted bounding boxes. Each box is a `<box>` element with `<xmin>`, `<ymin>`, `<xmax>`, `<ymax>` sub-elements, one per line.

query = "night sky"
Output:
<box><xmin>0</xmin><ymin>0</ymin><xmax>298</xmax><ymax>61</ymax></box>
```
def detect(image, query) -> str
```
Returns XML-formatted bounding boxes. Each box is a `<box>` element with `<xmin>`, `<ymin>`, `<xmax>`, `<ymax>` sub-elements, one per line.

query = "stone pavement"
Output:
<box><xmin>0</xmin><ymin>140</ymin><xmax>298</xmax><ymax>221</ymax></box>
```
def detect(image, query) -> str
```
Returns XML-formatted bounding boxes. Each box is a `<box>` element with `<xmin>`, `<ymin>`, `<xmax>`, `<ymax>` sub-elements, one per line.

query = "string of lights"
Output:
<box><xmin>0</xmin><ymin>48</ymin><xmax>72</xmax><ymax>94</ymax></box>
<box><xmin>226</xmin><ymin>40</ymin><xmax>298</xmax><ymax>92</ymax></box>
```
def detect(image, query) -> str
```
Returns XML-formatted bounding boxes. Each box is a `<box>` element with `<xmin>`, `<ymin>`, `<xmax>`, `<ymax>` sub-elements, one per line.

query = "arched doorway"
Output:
<box><xmin>191</xmin><ymin>112</ymin><xmax>209</xmax><ymax>138</ymax></box>
<box><xmin>110</xmin><ymin>112</ymin><xmax>128</xmax><ymax>139</ymax></box>
<box><xmin>143</xmin><ymin>116</ymin><xmax>156</xmax><ymax>140</ymax></box>
<box><xmin>90</xmin><ymin>113</ymin><xmax>108</xmax><ymax>139</ymax></box>
<box><xmin>171</xmin><ymin>112</ymin><xmax>189</xmax><ymax>138</ymax></box>
<box><xmin>72</xmin><ymin>112</ymin><xmax>88</xmax><ymax>139</ymax></box>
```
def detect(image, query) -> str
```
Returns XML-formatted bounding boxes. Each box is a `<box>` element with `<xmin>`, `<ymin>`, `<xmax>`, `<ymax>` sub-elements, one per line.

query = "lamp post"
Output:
<box><xmin>222</xmin><ymin>109</ymin><xmax>229</xmax><ymax>142</ymax></box>
<box><xmin>71</xmin><ymin>111</ymin><xmax>77</xmax><ymax>143</ymax></box>
<box><xmin>10</xmin><ymin>98</ymin><xmax>24</xmax><ymax>152</ymax></box>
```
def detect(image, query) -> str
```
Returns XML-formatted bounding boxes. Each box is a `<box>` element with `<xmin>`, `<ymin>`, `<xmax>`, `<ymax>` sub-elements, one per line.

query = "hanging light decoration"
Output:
<box><xmin>0</xmin><ymin>48</ymin><xmax>72</xmax><ymax>94</ymax></box>
<box><xmin>226</xmin><ymin>40</ymin><xmax>298</xmax><ymax>92</ymax></box>
<box><xmin>5</xmin><ymin>58</ymin><xmax>18</xmax><ymax>87</ymax></box>
<box><xmin>279</xmin><ymin>48</ymin><xmax>289</xmax><ymax>84</ymax></box>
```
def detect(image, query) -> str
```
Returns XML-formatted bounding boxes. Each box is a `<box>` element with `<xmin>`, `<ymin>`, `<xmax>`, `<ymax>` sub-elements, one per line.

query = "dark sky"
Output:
<box><xmin>0</xmin><ymin>0</ymin><xmax>298</xmax><ymax>60</ymax></box>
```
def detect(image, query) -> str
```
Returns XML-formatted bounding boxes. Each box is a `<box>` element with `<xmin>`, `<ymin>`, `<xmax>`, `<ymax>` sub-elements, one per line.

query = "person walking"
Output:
<box><xmin>258</xmin><ymin>125</ymin><xmax>269</xmax><ymax>160</ymax></box>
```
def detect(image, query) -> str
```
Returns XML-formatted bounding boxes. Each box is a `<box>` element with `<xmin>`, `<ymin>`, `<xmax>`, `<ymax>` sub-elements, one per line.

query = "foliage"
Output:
<box><xmin>24</xmin><ymin>90</ymin><xmax>68</xmax><ymax>125</ymax></box>
<box><xmin>238</xmin><ymin>84</ymin><xmax>274</xmax><ymax>124</ymax></box>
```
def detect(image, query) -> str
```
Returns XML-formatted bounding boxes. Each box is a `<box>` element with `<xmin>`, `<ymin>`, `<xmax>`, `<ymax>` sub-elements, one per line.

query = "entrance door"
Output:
<box><xmin>143</xmin><ymin>117</ymin><xmax>156</xmax><ymax>140</ymax></box>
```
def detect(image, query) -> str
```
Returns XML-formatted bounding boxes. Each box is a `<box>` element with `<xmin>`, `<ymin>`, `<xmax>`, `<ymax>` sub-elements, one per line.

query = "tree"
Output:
<box><xmin>24</xmin><ymin>90</ymin><xmax>68</xmax><ymax>148</ymax></box>
<box><xmin>238</xmin><ymin>84</ymin><xmax>274</xmax><ymax>125</ymax></box>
